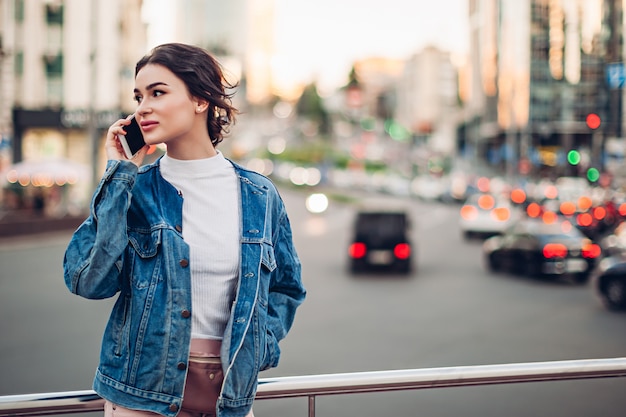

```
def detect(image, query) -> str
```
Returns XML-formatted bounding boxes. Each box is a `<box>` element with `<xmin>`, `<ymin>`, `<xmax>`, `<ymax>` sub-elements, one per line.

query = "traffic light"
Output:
<box><xmin>567</xmin><ymin>150</ymin><xmax>581</xmax><ymax>165</ymax></box>
<box><xmin>587</xmin><ymin>167</ymin><xmax>600</xmax><ymax>182</ymax></box>
<box><xmin>586</xmin><ymin>113</ymin><xmax>601</xmax><ymax>129</ymax></box>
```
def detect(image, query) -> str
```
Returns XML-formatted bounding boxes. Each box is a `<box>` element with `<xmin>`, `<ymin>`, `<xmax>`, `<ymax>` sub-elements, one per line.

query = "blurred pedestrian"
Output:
<box><xmin>63</xmin><ymin>43</ymin><xmax>305</xmax><ymax>417</ymax></box>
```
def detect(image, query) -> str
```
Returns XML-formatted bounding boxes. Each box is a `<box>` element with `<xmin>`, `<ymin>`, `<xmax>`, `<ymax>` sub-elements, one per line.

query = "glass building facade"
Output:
<box><xmin>464</xmin><ymin>0</ymin><xmax>623</xmax><ymax>178</ymax></box>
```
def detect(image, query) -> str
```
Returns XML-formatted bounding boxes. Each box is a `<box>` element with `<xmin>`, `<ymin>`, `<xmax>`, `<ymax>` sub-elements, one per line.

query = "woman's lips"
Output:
<box><xmin>140</xmin><ymin>120</ymin><xmax>158</xmax><ymax>132</ymax></box>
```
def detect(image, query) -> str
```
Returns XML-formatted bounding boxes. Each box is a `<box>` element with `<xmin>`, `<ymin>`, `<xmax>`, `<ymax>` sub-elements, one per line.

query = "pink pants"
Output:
<box><xmin>104</xmin><ymin>402</ymin><xmax>254</xmax><ymax>417</ymax></box>
<box><xmin>104</xmin><ymin>339</ymin><xmax>254</xmax><ymax>417</ymax></box>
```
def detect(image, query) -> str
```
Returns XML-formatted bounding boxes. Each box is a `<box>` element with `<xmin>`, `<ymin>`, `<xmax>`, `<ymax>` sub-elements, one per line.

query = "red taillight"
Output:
<box><xmin>460</xmin><ymin>205</ymin><xmax>478</xmax><ymax>220</ymax></box>
<box><xmin>394</xmin><ymin>243</ymin><xmax>411</xmax><ymax>260</ymax></box>
<box><xmin>349</xmin><ymin>242</ymin><xmax>367</xmax><ymax>259</ymax></box>
<box><xmin>593</xmin><ymin>206</ymin><xmax>606</xmax><ymax>220</ymax></box>
<box><xmin>543</xmin><ymin>243</ymin><xmax>568</xmax><ymax>258</ymax></box>
<box><xmin>582</xmin><ymin>243</ymin><xmax>601</xmax><ymax>259</ymax></box>
<box><xmin>527</xmin><ymin>202</ymin><xmax>542</xmax><ymax>218</ymax></box>
<box><xmin>577</xmin><ymin>212</ymin><xmax>593</xmax><ymax>227</ymax></box>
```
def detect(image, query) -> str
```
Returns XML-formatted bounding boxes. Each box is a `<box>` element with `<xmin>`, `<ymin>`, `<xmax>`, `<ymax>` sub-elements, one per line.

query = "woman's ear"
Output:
<box><xmin>194</xmin><ymin>98</ymin><xmax>209</xmax><ymax>114</ymax></box>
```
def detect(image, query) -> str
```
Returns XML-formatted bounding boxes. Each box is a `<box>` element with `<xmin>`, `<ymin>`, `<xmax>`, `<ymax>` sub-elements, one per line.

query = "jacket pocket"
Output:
<box><xmin>261</xmin><ymin>242</ymin><xmax>277</xmax><ymax>272</ymax></box>
<box><xmin>127</xmin><ymin>228</ymin><xmax>162</xmax><ymax>289</ymax></box>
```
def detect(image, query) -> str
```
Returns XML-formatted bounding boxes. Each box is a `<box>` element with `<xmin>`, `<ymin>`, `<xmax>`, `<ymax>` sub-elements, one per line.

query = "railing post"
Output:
<box><xmin>308</xmin><ymin>395</ymin><xmax>315</xmax><ymax>417</ymax></box>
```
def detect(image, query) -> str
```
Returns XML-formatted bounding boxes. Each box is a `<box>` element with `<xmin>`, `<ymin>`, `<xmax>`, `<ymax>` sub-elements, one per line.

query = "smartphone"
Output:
<box><xmin>118</xmin><ymin>114</ymin><xmax>146</xmax><ymax>159</ymax></box>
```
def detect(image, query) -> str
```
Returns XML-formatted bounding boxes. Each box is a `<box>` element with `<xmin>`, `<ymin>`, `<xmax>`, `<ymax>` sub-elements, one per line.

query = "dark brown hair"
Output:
<box><xmin>135</xmin><ymin>43</ymin><xmax>239</xmax><ymax>146</ymax></box>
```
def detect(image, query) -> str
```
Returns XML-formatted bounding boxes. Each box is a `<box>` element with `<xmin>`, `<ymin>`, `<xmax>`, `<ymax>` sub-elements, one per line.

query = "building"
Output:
<box><xmin>1</xmin><ymin>0</ymin><xmax>146</xmax><ymax>188</ymax></box>
<box><xmin>462</xmin><ymin>0</ymin><xmax>624</xmax><ymax>179</ymax></box>
<box><xmin>396</xmin><ymin>46</ymin><xmax>460</xmax><ymax>154</ymax></box>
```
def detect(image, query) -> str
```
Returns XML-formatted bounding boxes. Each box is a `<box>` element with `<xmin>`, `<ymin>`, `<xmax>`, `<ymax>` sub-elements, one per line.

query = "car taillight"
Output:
<box><xmin>349</xmin><ymin>242</ymin><xmax>367</xmax><ymax>259</ymax></box>
<box><xmin>593</xmin><ymin>206</ymin><xmax>606</xmax><ymax>220</ymax></box>
<box><xmin>394</xmin><ymin>243</ymin><xmax>411</xmax><ymax>259</ymax></box>
<box><xmin>543</xmin><ymin>243</ymin><xmax>568</xmax><ymax>258</ymax></box>
<box><xmin>527</xmin><ymin>202</ymin><xmax>542</xmax><ymax>218</ymax></box>
<box><xmin>582</xmin><ymin>243</ymin><xmax>601</xmax><ymax>259</ymax></box>
<box><xmin>460</xmin><ymin>205</ymin><xmax>478</xmax><ymax>220</ymax></box>
<box><xmin>577</xmin><ymin>212</ymin><xmax>593</xmax><ymax>227</ymax></box>
<box><xmin>491</xmin><ymin>207</ymin><xmax>510</xmax><ymax>222</ymax></box>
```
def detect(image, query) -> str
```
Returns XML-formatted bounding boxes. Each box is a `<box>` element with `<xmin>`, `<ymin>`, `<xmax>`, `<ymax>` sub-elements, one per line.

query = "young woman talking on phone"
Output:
<box><xmin>63</xmin><ymin>43</ymin><xmax>306</xmax><ymax>417</ymax></box>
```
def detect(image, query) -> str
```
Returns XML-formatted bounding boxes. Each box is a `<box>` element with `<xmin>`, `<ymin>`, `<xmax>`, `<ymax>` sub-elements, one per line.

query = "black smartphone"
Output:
<box><xmin>118</xmin><ymin>114</ymin><xmax>146</xmax><ymax>159</ymax></box>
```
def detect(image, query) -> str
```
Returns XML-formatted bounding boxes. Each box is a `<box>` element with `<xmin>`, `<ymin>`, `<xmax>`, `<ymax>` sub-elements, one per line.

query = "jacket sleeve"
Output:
<box><xmin>63</xmin><ymin>160</ymin><xmax>138</xmax><ymax>299</ymax></box>
<box><xmin>265</xmin><ymin>199</ymin><xmax>306</xmax><ymax>359</ymax></box>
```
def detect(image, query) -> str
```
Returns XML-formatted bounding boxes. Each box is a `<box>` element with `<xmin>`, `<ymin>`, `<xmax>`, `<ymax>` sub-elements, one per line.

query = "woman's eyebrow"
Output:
<box><xmin>134</xmin><ymin>82</ymin><xmax>168</xmax><ymax>93</ymax></box>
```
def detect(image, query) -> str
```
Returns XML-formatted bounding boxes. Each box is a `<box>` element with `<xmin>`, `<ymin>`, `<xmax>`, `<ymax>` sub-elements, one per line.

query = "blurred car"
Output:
<box><xmin>589</xmin><ymin>253</ymin><xmax>626</xmax><ymax>310</ymax></box>
<box><xmin>459</xmin><ymin>193</ymin><xmax>522</xmax><ymax>239</ymax></box>
<box><xmin>410</xmin><ymin>175</ymin><xmax>446</xmax><ymax>201</ymax></box>
<box><xmin>347</xmin><ymin>210</ymin><xmax>413</xmax><ymax>274</ymax></box>
<box><xmin>596</xmin><ymin>221</ymin><xmax>626</xmax><ymax>257</ymax></box>
<box><xmin>482</xmin><ymin>218</ymin><xmax>601</xmax><ymax>283</ymax></box>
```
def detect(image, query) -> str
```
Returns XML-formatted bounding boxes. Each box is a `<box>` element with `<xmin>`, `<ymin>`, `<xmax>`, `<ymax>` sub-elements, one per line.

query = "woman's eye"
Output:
<box><xmin>153</xmin><ymin>90</ymin><xmax>164</xmax><ymax>97</ymax></box>
<box><xmin>133</xmin><ymin>95</ymin><xmax>142</xmax><ymax>103</ymax></box>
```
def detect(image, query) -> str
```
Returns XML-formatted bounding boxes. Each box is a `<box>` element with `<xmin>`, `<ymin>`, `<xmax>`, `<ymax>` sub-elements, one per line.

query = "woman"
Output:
<box><xmin>64</xmin><ymin>43</ymin><xmax>306</xmax><ymax>417</ymax></box>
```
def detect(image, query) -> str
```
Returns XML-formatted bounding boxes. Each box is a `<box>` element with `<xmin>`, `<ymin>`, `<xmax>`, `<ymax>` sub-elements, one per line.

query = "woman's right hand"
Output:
<box><xmin>105</xmin><ymin>117</ymin><xmax>148</xmax><ymax>167</ymax></box>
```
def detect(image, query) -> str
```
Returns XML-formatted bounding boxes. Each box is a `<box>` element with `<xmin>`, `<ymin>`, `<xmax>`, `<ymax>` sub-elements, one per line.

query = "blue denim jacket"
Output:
<box><xmin>64</xmin><ymin>158</ymin><xmax>305</xmax><ymax>417</ymax></box>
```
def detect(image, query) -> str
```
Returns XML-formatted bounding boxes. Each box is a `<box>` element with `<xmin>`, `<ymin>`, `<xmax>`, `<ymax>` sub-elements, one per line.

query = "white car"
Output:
<box><xmin>459</xmin><ymin>193</ymin><xmax>522</xmax><ymax>239</ymax></box>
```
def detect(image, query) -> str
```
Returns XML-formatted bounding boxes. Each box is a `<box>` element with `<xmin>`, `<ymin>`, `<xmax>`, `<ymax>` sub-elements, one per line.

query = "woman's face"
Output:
<box><xmin>133</xmin><ymin>64</ymin><xmax>206</xmax><ymax>151</ymax></box>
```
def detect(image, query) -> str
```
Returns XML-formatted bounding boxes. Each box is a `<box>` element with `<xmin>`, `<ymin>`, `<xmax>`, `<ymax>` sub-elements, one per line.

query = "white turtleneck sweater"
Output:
<box><xmin>160</xmin><ymin>151</ymin><xmax>240</xmax><ymax>340</ymax></box>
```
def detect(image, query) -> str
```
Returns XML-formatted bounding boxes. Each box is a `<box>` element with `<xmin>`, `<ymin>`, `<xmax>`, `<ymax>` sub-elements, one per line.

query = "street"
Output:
<box><xmin>1</xmin><ymin>186</ymin><xmax>625</xmax><ymax>417</ymax></box>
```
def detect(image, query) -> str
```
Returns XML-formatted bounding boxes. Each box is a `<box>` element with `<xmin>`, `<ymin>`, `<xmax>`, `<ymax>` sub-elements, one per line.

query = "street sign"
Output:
<box><xmin>606</xmin><ymin>63</ymin><xmax>625</xmax><ymax>89</ymax></box>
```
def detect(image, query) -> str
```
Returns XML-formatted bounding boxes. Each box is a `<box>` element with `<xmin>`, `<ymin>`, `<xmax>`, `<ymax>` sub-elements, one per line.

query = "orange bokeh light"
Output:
<box><xmin>542</xmin><ymin>211</ymin><xmax>558</xmax><ymax>224</ymax></box>
<box><xmin>577</xmin><ymin>212</ymin><xmax>593</xmax><ymax>227</ymax></box>
<box><xmin>544</xmin><ymin>185</ymin><xmax>558</xmax><ymax>199</ymax></box>
<box><xmin>492</xmin><ymin>207</ymin><xmax>511</xmax><ymax>221</ymax></box>
<box><xmin>593</xmin><ymin>206</ymin><xmax>606</xmax><ymax>220</ymax></box>
<box><xmin>561</xmin><ymin>220</ymin><xmax>573</xmax><ymax>233</ymax></box>
<box><xmin>477</xmin><ymin>194</ymin><xmax>495</xmax><ymax>210</ymax></box>
<box><xmin>578</xmin><ymin>196</ymin><xmax>593</xmax><ymax>211</ymax></box>
<box><xmin>460</xmin><ymin>205</ymin><xmax>478</xmax><ymax>220</ymax></box>
<box><xmin>560</xmin><ymin>201</ymin><xmax>577</xmax><ymax>216</ymax></box>
<box><xmin>510</xmin><ymin>188</ymin><xmax>526</xmax><ymax>204</ymax></box>
<box><xmin>527</xmin><ymin>202</ymin><xmax>542</xmax><ymax>218</ymax></box>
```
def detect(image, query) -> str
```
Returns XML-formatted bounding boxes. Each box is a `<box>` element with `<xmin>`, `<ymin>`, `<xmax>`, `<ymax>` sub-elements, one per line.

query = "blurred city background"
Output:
<box><xmin>1</xmin><ymin>1</ymin><xmax>626</xmax><ymax>416</ymax></box>
<box><xmin>1</xmin><ymin>0</ymin><xmax>624</xmax><ymax>229</ymax></box>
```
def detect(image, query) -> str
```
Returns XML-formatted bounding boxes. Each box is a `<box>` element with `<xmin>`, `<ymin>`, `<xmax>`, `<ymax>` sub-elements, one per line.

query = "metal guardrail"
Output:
<box><xmin>2</xmin><ymin>357</ymin><xmax>626</xmax><ymax>417</ymax></box>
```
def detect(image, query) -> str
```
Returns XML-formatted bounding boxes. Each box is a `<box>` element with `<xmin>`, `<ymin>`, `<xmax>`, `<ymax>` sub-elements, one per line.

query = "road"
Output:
<box><xmin>1</xmin><ymin>187</ymin><xmax>625</xmax><ymax>417</ymax></box>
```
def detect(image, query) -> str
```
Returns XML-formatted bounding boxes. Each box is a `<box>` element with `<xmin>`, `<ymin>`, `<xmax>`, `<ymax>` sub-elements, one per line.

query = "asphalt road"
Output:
<box><xmin>1</xmin><ymin>187</ymin><xmax>625</xmax><ymax>417</ymax></box>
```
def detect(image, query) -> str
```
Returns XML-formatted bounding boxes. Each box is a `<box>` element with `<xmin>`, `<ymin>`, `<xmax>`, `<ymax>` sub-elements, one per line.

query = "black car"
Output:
<box><xmin>483</xmin><ymin>217</ymin><xmax>601</xmax><ymax>283</ymax></box>
<box><xmin>589</xmin><ymin>253</ymin><xmax>626</xmax><ymax>310</ymax></box>
<box><xmin>347</xmin><ymin>210</ymin><xmax>413</xmax><ymax>274</ymax></box>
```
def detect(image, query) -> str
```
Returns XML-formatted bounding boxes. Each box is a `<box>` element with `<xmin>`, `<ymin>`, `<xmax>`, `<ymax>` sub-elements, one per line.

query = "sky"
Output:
<box><xmin>144</xmin><ymin>0</ymin><xmax>470</xmax><ymax>93</ymax></box>
<box><xmin>273</xmin><ymin>0</ymin><xmax>470</xmax><ymax>92</ymax></box>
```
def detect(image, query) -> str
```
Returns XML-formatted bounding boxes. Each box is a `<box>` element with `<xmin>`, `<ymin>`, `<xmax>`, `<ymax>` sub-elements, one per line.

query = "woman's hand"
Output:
<box><xmin>105</xmin><ymin>116</ymin><xmax>148</xmax><ymax>167</ymax></box>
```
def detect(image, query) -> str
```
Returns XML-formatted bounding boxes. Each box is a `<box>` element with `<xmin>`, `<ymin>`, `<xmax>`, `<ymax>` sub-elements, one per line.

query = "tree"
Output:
<box><xmin>295</xmin><ymin>82</ymin><xmax>331</xmax><ymax>137</ymax></box>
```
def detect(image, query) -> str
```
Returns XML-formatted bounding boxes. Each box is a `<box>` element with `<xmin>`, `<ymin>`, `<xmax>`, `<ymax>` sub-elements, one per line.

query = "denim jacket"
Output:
<box><xmin>63</xmin><ymin>158</ymin><xmax>305</xmax><ymax>417</ymax></box>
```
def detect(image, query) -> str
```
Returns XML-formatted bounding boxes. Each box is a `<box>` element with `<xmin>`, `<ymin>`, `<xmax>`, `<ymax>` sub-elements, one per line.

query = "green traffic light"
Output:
<box><xmin>587</xmin><ymin>167</ymin><xmax>600</xmax><ymax>182</ymax></box>
<box><xmin>567</xmin><ymin>150</ymin><xmax>581</xmax><ymax>165</ymax></box>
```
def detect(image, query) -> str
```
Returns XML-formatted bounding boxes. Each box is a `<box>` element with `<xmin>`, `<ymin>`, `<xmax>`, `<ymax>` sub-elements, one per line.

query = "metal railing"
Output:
<box><xmin>2</xmin><ymin>357</ymin><xmax>626</xmax><ymax>417</ymax></box>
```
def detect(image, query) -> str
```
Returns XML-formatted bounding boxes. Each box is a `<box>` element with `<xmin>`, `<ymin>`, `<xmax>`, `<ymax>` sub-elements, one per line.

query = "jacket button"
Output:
<box><xmin>177</xmin><ymin>362</ymin><xmax>186</xmax><ymax>370</ymax></box>
<box><xmin>175</xmin><ymin>225</ymin><xmax>182</xmax><ymax>233</ymax></box>
<box><xmin>169</xmin><ymin>404</ymin><xmax>178</xmax><ymax>412</ymax></box>
<box><xmin>181</xmin><ymin>309</ymin><xmax>191</xmax><ymax>318</ymax></box>
<box><xmin>179</xmin><ymin>259</ymin><xmax>189</xmax><ymax>267</ymax></box>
